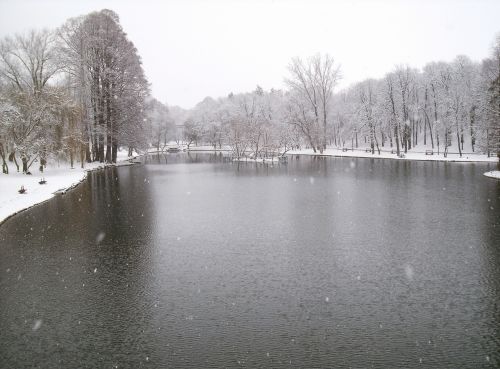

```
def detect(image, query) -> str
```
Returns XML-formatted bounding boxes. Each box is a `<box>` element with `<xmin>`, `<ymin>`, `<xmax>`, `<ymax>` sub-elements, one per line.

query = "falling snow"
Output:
<box><xmin>96</xmin><ymin>232</ymin><xmax>106</xmax><ymax>244</ymax></box>
<box><xmin>32</xmin><ymin>320</ymin><xmax>42</xmax><ymax>331</ymax></box>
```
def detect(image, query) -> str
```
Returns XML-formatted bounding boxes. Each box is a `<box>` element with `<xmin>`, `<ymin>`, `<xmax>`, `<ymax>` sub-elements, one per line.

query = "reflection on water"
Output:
<box><xmin>0</xmin><ymin>154</ymin><xmax>499</xmax><ymax>368</ymax></box>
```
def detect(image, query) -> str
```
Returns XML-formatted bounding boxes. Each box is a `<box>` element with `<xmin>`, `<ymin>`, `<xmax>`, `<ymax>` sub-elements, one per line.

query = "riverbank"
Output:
<box><xmin>184</xmin><ymin>143</ymin><xmax>497</xmax><ymax>163</ymax></box>
<box><xmin>288</xmin><ymin>147</ymin><xmax>498</xmax><ymax>163</ymax></box>
<box><xmin>0</xmin><ymin>153</ymin><xmax>139</xmax><ymax>225</ymax></box>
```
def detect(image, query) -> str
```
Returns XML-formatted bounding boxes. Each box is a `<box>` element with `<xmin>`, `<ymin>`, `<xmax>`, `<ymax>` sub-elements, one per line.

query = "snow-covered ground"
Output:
<box><xmin>187</xmin><ymin>145</ymin><xmax>231</xmax><ymax>152</ymax></box>
<box><xmin>0</xmin><ymin>151</ymin><xmax>139</xmax><ymax>225</ymax></box>
<box><xmin>484</xmin><ymin>171</ymin><xmax>500</xmax><ymax>179</ymax></box>
<box><xmin>233</xmin><ymin>157</ymin><xmax>280</xmax><ymax>163</ymax></box>
<box><xmin>185</xmin><ymin>142</ymin><xmax>497</xmax><ymax>163</ymax></box>
<box><xmin>288</xmin><ymin>147</ymin><xmax>498</xmax><ymax>163</ymax></box>
<box><xmin>2</xmin><ymin>145</ymin><xmax>496</xmax><ymax>226</ymax></box>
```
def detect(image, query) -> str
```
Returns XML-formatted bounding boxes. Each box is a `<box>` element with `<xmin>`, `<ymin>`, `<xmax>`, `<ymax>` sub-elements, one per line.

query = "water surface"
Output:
<box><xmin>1</xmin><ymin>154</ymin><xmax>499</xmax><ymax>368</ymax></box>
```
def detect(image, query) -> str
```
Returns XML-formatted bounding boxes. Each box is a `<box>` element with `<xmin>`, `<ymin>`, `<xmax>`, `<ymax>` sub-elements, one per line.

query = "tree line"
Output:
<box><xmin>0</xmin><ymin>9</ymin><xmax>149</xmax><ymax>174</ymax></box>
<box><xmin>1</xmin><ymin>11</ymin><xmax>499</xmax><ymax>174</ymax></box>
<box><xmin>180</xmin><ymin>37</ymin><xmax>500</xmax><ymax>163</ymax></box>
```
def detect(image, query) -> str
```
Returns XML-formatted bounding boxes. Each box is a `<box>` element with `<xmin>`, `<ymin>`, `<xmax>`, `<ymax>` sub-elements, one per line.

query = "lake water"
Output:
<box><xmin>1</xmin><ymin>153</ymin><xmax>499</xmax><ymax>368</ymax></box>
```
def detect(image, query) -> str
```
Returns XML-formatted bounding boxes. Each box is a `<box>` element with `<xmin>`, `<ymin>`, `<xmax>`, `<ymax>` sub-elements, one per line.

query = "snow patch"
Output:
<box><xmin>484</xmin><ymin>171</ymin><xmax>500</xmax><ymax>179</ymax></box>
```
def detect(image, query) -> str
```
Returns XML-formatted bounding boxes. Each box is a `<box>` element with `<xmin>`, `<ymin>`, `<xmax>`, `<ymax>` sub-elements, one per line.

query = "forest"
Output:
<box><xmin>0</xmin><ymin>9</ymin><xmax>148</xmax><ymax>174</ymax></box>
<box><xmin>1</xmin><ymin>9</ymin><xmax>499</xmax><ymax>175</ymax></box>
<box><xmin>181</xmin><ymin>44</ymin><xmax>500</xmax><ymax>162</ymax></box>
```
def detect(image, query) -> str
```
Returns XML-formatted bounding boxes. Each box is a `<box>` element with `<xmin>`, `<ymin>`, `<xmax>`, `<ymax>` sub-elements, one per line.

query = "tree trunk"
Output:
<box><xmin>323</xmin><ymin>117</ymin><xmax>327</xmax><ymax>150</ymax></box>
<box><xmin>370</xmin><ymin>124</ymin><xmax>375</xmax><ymax>154</ymax></box>
<box><xmin>414</xmin><ymin>120</ymin><xmax>418</xmax><ymax>146</ymax></box>
<box><xmin>403</xmin><ymin>125</ymin><xmax>408</xmax><ymax>153</ymax></box>
<box><xmin>428</xmin><ymin>118</ymin><xmax>434</xmax><ymax>149</ymax></box>
<box><xmin>106</xmin><ymin>136</ymin><xmax>112</xmax><ymax>163</ymax></box>
<box><xmin>81</xmin><ymin>146</ymin><xmax>85</xmax><ymax>169</ymax></box>
<box><xmin>9</xmin><ymin>152</ymin><xmax>19</xmax><ymax>172</ymax></box>
<box><xmin>444</xmin><ymin>130</ymin><xmax>449</xmax><ymax>157</ymax></box>
<box><xmin>456</xmin><ymin>125</ymin><xmax>462</xmax><ymax>157</ymax></box>
<box><xmin>470</xmin><ymin>126</ymin><xmax>475</xmax><ymax>152</ymax></box>
<box><xmin>424</xmin><ymin>117</ymin><xmax>427</xmax><ymax>145</ymax></box>
<box><xmin>374</xmin><ymin>131</ymin><xmax>381</xmax><ymax>155</ymax></box>
<box><xmin>98</xmin><ymin>136</ymin><xmax>105</xmax><ymax>162</ymax></box>
<box><xmin>112</xmin><ymin>143</ymin><xmax>118</xmax><ymax>163</ymax></box>
<box><xmin>22</xmin><ymin>156</ymin><xmax>28</xmax><ymax>173</ymax></box>
<box><xmin>394</xmin><ymin>122</ymin><xmax>400</xmax><ymax>156</ymax></box>
<box><xmin>0</xmin><ymin>143</ymin><xmax>8</xmax><ymax>174</ymax></box>
<box><xmin>105</xmin><ymin>78</ymin><xmax>113</xmax><ymax>164</ymax></box>
<box><xmin>436</xmin><ymin>129</ymin><xmax>440</xmax><ymax>155</ymax></box>
<box><xmin>91</xmin><ymin>68</ymin><xmax>100</xmax><ymax>161</ymax></box>
<box><xmin>408</xmin><ymin>123</ymin><xmax>412</xmax><ymax>150</ymax></box>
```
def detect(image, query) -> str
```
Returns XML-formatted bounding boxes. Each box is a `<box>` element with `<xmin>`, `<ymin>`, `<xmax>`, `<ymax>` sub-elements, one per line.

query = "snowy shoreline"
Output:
<box><xmin>0</xmin><ymin>156</ymin><xmax>139</xmax><ymax>227</ymax></box>
<box><xmin>287</xmin><ymin>147</ymin><xmax>498</xmax><ymax>163</ymax></box>
<box><xmin>2</xmin><ymin>148</ymin><xmax>497</xmax><ymax>227</ymax></box>
<box><xmin>183</xmin><ymin>144</ymin><xmax>497</xmax><ymax>164</ymax></box>
<box><xmin>484</xmin><ymin>171</ymin><xmax>500</xmax><ymax>179</ymax></box>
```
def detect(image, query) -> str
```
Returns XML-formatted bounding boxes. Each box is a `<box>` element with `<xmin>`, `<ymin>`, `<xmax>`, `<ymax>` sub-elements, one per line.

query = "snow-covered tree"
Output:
<box><xmin>285</xmin><ymin>54</ymin><xmax>341</xmax><ymax>153</ymax></box>
<box><xmin>58</xmin><ymin>9</ymin><xmax>149</xmax><ymax>163</ymax></box>
<box><xmin>0</xmin><ymin>29</ymin><xmax>64</xmax><ymax>172</ymax></box>
<box><xmin>146</xmin><ymin>98</ymin><xmax>172</xmax><ymax>152</ymax></box>
<box><xmin>479</xmin><ymin>34</ymin><xmax>500</xmax><ymax>165</ymax></box>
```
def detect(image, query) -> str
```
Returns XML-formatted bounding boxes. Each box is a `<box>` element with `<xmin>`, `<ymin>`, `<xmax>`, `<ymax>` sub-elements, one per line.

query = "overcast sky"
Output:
<box><xmin>0</xmin><ymin>0</ymin><xmax>499</xmax><ymax>109</ymax></box>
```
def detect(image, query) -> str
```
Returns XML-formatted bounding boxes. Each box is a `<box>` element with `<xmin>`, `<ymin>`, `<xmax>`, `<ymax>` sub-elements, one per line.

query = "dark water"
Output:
<box><xmin>1</xmin><ymin>153</ymin><xmax>499</xmax><ymax>368</ymax></box>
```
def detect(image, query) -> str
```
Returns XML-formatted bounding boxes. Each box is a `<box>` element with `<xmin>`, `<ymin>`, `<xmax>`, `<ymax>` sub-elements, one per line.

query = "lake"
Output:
<box><xmin>0</xmin><ymin>153</ymin><xmax>499</xmax><ymax>368</ymax></box>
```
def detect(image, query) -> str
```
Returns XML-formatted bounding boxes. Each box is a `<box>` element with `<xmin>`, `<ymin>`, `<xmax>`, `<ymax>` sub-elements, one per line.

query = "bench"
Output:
<box><xmin>342</xmin><ymin>147</ymin><xmax>349</xmax><ymax>152</ymax></box>
<box><xmin>365</xmin><ymin>148</ymin><xmax>372</xmax><ymax>153</ymax></box>
<box><xmin>425</xmin><ymin>150</ymin><xmax>434</xmax><ymax>155</ymax></box>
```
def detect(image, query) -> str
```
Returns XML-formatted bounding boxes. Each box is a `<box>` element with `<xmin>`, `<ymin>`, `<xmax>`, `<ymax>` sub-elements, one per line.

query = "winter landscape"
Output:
<box><xmin>0</xmin><ymin>0</ymin><xmax>499</xmax><ymax>368</ymax></box>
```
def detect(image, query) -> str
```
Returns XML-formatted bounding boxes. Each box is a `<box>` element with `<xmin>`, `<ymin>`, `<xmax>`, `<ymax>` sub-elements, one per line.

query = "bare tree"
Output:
<box><xmin>285</xmin><ymin>54</ymin><xmax>340</xmax><ymax>153</ymax></box>
<box><xmin>480</xmin><ymin>34</ymin><xmax>500</xmax><ymax>165</ymax></box>
<box><xmin>0</xmin><ymin>29</ymin><xmax>63</xmax><ymax>172</ymax></box>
